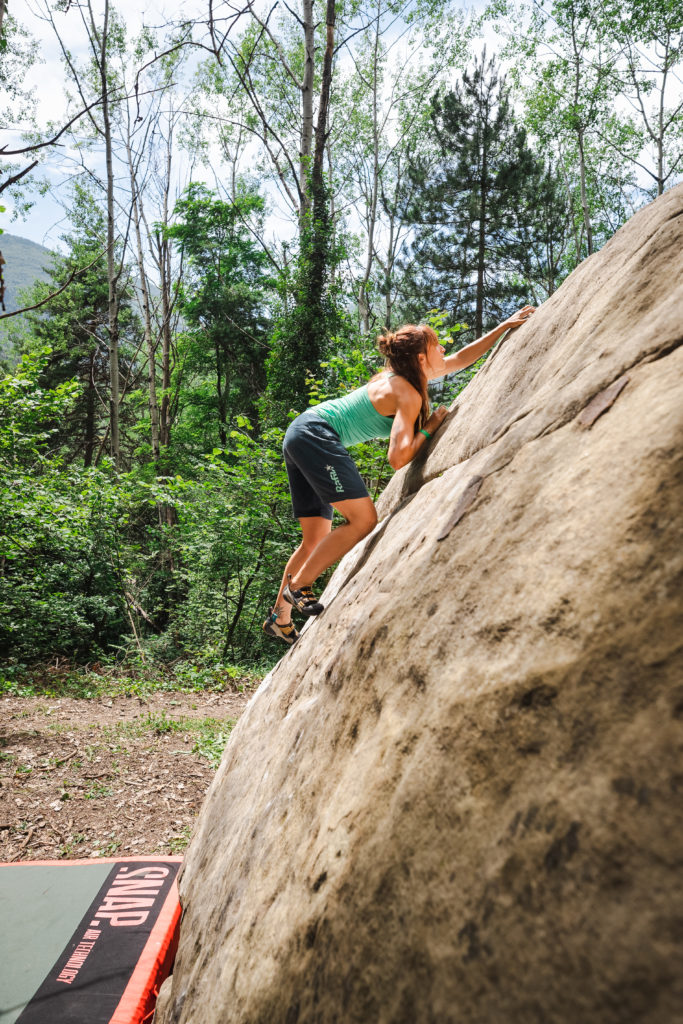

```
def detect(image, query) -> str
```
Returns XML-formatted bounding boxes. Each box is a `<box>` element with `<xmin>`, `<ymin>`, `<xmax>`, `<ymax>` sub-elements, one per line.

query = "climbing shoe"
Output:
<box><xmin>262</xmin><ymin>608</ymin><xmax>300</xmax><ymax>645</ymax></box>
<box><xmin>283</xmin><ymin>579</ymin><xmax>324</xmax><ymax>616</ymax></box>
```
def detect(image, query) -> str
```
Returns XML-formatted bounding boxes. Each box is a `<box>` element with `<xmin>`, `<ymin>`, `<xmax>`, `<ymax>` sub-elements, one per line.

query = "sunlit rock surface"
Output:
<box><xmin>155</xmin><ymin>185</ymin><xmax>683</xmax><ymax>1024</ymax></box>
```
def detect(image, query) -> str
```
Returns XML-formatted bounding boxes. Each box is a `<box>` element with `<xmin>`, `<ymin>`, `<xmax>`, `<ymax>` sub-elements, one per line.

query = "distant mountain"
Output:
<box><xmin>0</xmin><ymin>233</ymin><xmax>54</xmax><ymax>368</ymax></box>
<box><xmin>0</xmin><ymin>232</ymin><xmax>54</xmax><ymax>314</ymax></box>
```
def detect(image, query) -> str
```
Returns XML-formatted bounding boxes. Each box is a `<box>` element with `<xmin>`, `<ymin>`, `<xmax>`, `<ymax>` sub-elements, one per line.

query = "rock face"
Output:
<box><xmin>155</xmin><ymin>187</ymin><xmax>683</xmax><ymax>1024</ymax></box>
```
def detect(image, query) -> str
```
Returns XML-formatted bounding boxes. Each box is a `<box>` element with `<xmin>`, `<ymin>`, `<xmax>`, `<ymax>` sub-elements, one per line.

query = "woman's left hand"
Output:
<box><xmin>423</xmin><ymin>404</ymin><xmax>449</xmax><ymax>436</ymax></box>
<box><xmin>504</xmin><ymin>305</ymin><xmax>536</xmax><ymax>329</ymax></box>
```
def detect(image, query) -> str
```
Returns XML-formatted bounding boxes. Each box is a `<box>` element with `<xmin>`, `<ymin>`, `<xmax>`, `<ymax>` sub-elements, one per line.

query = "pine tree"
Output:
<box><xmin>402</xmin><ymin>51</ymin><xmax>556</xmax><ymax>335</ymax></box>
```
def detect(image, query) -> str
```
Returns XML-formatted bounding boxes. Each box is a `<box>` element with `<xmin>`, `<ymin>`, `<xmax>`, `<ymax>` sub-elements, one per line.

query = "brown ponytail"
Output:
<box><xmin>377</xmin><ymin>324</ymin><xmax>436</xmax><ymax>429</ymax></box>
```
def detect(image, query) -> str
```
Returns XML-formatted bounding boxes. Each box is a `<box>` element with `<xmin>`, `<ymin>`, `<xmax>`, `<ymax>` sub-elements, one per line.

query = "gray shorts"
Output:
<box><xmin>282</xmin><ymin>411</ymin><xmax>370</xmax><ymax>520</ymax></box>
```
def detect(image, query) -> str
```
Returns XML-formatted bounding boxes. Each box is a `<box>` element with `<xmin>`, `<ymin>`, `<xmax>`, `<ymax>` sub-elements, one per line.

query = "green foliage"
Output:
<box><xmin>166</xmin><ymin>182</ymin><xmax>274</xmax><ymax>438</ymax></box>
<box><xmin>265</xmin><ymin>177</ymin><xmax>346</xmax><ymax>422</ymax></box>
<box><xmin>0</xmin><ymin>331</ymin><xmax>298</xmax><ymax>674</ymax></box>
<box><xmin>16</xmin><ymin>186</ymin><xmax>142</xmax><ymax>467</ymax></box>
<box><xmin>0</xmin><ymin>13</ymin><xmax>41</xmax><ymax>211</ymax></box>
<box><xmin>0</xmin><ymin>351</ymin><xmax>127</xmax><ymax>660</ymax></box>
<box><xmin>172</xmin><ymin>419</ymin><xmax>297</xmax><ymax>658</ymax></box>
<box><xmin>0</xmin><ymin>652</ymin><xmax>259</xmax><ymax>699</ymax></box>
<box><xmin>599</xmin><ymin>0</ymin><xmax>683</xmax><ymax>195</ymax></box>
<box><xmin>491</xmin><ymin>0</ymin><xmax>645</xmax><ymax>251</ymax></box>
<box><xmin>0</xmin><ymin>294</ymin><xmax>518</xmax><ymax>680</ymax></box>
<box><xmin>0</xmin><ymin>348</ymin><xmax>80</xmax><ymax>465</ymax></box>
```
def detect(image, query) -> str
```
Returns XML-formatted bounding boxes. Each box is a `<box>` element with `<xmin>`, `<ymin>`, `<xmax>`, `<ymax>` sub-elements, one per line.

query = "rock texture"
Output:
<box><xmin>156</xmin><ymin>187</ymin><xmax>683</xmax><ymax>1024</ymax></box>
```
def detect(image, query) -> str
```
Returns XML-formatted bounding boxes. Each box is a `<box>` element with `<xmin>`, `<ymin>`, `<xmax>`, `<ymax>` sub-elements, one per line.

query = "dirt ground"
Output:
<box><xmin>0</xmin><ymin>689</ymin><xmax>252</xmax><ymax>863</ymax></box>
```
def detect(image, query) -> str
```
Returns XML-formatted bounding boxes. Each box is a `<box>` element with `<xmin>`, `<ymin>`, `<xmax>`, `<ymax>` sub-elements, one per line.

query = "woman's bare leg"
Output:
<box><xmin>291</xmin><ymin>497</ymin><xmax>378</xmax><ymax>589</ymax></box>
<box><xmin>274</xmin><ymin>516</ymin><xmax>332</xmax><ymax>623</ymax></box>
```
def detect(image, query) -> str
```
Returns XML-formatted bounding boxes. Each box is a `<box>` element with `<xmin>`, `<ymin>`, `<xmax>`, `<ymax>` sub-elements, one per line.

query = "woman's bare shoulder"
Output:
<box><xmin>368</xmin><ymin>371</ymin><xmax>420</xmax><ymax>417</ymax></box>
<box><xmin>369</xmin><ymin>370</ymin><xmax>417</xmax><ymax>393</ymax></box>
<box><xmin>390</xmin><ymin>374</ymin><xmax>418</xmax><ymax>392</ymax></box>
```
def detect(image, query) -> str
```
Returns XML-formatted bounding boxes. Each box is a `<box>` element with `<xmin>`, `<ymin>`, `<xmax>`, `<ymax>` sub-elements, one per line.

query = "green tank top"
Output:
<box><xmin>312</xmin><ymin>383</ymin><xmax>394</xmax><ymax>448</ymax></box>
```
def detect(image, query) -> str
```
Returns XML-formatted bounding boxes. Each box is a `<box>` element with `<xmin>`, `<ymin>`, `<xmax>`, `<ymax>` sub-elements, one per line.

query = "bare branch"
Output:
<box><xmin>133</xmin><ymin>38</ymin><xmax>191</xmax><ymax>120</ymax></box>
<box><xmin>0</xmin><ymin>246</ymin><xmax>109</xmax><ymax>321</ymax></box>
<box><xmin>592</xmin><ymin>129</ymin><xmax>662</xmax><ymax>184</ymax></box>
<box><xmin>0</xmin><ymin>97</ymin><xmax>104</xmax><ymax>157</ymax></box>
<box><xmin>244</xmin><ymin>0</ymin><xmax>303</xmax><ymax>90</ymax></box>
<box><xmin>0</xmin><ymin>159</ymin><xmax>39</xmax><ymax>195</ymax></box>
<box><xmin>224</xmin><ymin>47</ymin><xmax>303</xmax><ymax>210</ymax></box>
<box><xmin>280</xmin><ymin>0</ymin><xmax>305</xmax><ymax>29</ymax></box>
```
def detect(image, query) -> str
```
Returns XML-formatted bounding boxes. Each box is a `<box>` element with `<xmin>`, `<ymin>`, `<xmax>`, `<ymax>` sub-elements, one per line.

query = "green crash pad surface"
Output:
<box><xmin>0</xmin><ymin>857</ymin><xmax>181</xmax><ymax>1024</ymax></box>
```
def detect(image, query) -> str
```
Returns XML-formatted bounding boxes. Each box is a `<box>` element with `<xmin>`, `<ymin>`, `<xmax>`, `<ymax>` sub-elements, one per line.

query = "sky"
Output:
<box><xmin>5</xmin><ymin>0</ymin><xmax>490</xmax><ymax>251</ymax></box>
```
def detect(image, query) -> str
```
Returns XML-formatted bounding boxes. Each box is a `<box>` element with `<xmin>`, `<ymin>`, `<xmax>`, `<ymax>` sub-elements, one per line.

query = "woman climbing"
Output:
<box><xmin>263</xmin><ymin>306</ymin><xmax>536</xmax><ymax>644</ymax></box>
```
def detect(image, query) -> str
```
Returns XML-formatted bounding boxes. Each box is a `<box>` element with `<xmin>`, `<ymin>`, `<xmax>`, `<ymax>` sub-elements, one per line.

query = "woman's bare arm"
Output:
<box><xmin>387</xmin><ymin>380</ymin><xmax>448</xmax><ymax>470</ymax></box>
<box><xmin>443</xmin><ymin>305</ymin><xmax>535</xmax><ymax>375</ymax></box>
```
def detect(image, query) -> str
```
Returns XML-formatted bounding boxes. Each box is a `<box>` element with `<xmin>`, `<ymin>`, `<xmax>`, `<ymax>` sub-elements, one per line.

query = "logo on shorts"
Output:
<box><xmin>326</xmin><ymin>464</ymin><xmax>345</xmax><ymax>494</ymax></box>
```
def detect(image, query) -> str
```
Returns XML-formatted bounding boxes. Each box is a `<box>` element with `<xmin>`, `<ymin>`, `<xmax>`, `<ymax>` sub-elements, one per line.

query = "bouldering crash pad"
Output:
<box><xmin>0</xmin><ymin>857</ymin><xmax>181</xmax><ymax>1024</ymax></box>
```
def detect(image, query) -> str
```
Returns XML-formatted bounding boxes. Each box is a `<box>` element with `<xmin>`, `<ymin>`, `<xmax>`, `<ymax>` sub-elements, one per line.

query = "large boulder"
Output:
<box><xmin>156</xmin><ymin>186</ymin><xmax>683</xmax><ymax>1024</ymax></box>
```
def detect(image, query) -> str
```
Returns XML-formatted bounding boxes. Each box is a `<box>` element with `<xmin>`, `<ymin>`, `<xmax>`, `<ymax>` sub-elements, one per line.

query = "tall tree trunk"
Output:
<box><xmin>298</xmin><ymin>0</ymin><xmax>336</xmax><ymax>357</ymax></box>
<box><xmin>358</xmin><ymin>0</ymin><xmax>381</xmax><ymax>335</ymax></box>
<box><xmin>476</xmin><ymin>173</ymin><xmax>487</xmax><ymax>339</ymax></box>
<box><xmin>160</xmin><ymin>123</ymin><xmax>175</xmax><ymax>451</ymax></box>
<box><xmin>560</xmin><ymin>151</ymin><xmax>582</xmax><ymax>260</ymax></box>
<box><xmin>159</xmin><ymin>232</ymin><xmax>173</xmax><ymax>450</ymax></box>
<box><xmin>311</xmin><ymin>0</ymin><xmax>336</xmax><ymax>228</ymax></box>
<box><xmin>569</xmin><ymin>18</ymin><xmax>594</xmax><ymax>257</ymax></box>
<box><xmin>90</xmin><ymin>0</ymin><xmax>121</xmax><ymax>467</ymax></box>
<box><xmin>327</xmin><ymin>136</ymin><xmax>337</xmax><ymax>291</ymax></box>
<box><xmin>657</xmin><ymin>46</ymin><xmax>668</xmax><ymax>195</ymax></box>
<box><xmin>300</xmin><ymin>0</ymin><xmax>315</xmax><ymax>225</ymax></box>
<box><xmin>476</xmin><ymin>111</ymin><xmax>488</xmax><ymax>338</ymax></box>
<box><xmin>577</xmin><ymin>126</ymin><xmax>593</xmax><ymax>255</ymax></box>
<box><xmin>126</xmin><ymin>136</ymin><xmax>160</xmax><ymax>463</ymax></box>
<box><xmin>141</xmin><ymin>118</ymin><xmax>176</xmax><ymax>452</ymax></box>
<box><xmin>380</xmin><ymin>155</ymin><xmax>407</xmax><ymax>330</ymax></box>
<box><xmin>84</xmin><ymin>350</ymin><xmax>96</xmax><ymax>468</ymax></box>
<box><xmin>263</xmin><ymin>0</ymin><xmax>338</xmax><ymax>416</ymax></box>
<box><xmin>215</xmin><ymin>340</ymin><xmax>227</xmax><ymax>447</ymax></box>
<box><xmin>384</xmin><ymin>208</ymin><xmax>395</xmax><ymax>329</ymax></box>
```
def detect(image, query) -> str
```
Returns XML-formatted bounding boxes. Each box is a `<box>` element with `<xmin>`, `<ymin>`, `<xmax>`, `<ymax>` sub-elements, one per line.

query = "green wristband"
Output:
<box><xmin>420</xmin><ymin>428</ymin><xmax>431</xmax><ymax>439</ymax></box>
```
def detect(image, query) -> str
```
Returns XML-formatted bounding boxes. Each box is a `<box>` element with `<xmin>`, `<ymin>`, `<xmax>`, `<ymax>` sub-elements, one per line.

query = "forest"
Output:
<box><xmin>1</xmin><ymin>0</ymin><xmax>681</xmax><ymax>689</ymax></box>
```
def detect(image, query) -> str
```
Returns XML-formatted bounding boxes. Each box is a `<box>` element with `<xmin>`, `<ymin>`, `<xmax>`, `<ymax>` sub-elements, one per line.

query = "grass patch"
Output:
<box><xmin>91</xmin><ymin>837</ymin><xmax>122</xmax><ymax>857</ymax></box>
<box><xmin>101</xmin><ymin>713</ymin><xmax>183</xmax><ymax>742</ymax></box>
<box><xmin>167</xmin><ymin>826</ymin><xmax>193</xmax><ymax>854</ymax></box>
<box><xmin>59</xmin><ymin>832</ymin><xmax>87</xmax><ymax>857</ymax></box>
<box><xmin>98</xmin><ymin>713</ymin><xmax>236</xmax><ymax>767</ymax></box>
<box><xmin>84</xmin><ymin>781</ymin><xmax>114</xmax><ymax>800</ymax></box>
<box><xmin>0</xmin><ymin>650</ymin><xmax>264</xmax><ymax>700</ymax></box>
<box><xmin>191</xmin><ymin>718</ymin><xmax>236</xmax><ymax>768</ymax></box>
